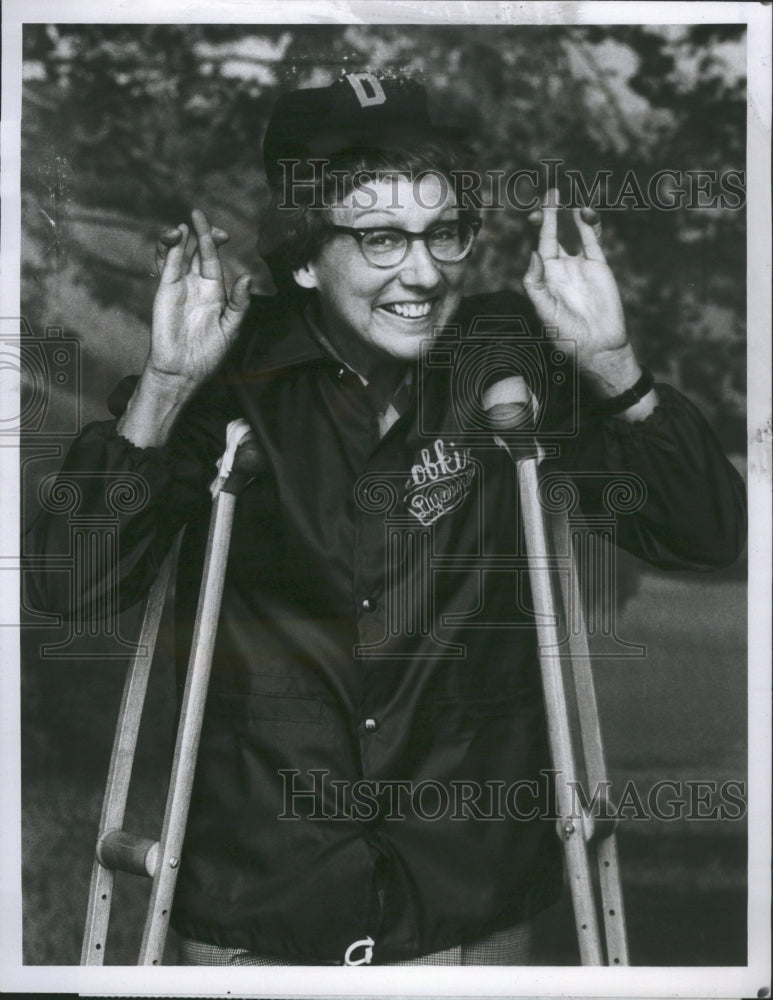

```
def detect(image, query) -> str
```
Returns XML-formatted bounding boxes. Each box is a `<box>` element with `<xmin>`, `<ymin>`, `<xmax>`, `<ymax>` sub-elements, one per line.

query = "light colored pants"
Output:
<box><xmin>178</xmin><ymin>920</ymin><xmax>533</xmax><ymax>966</ymax></box>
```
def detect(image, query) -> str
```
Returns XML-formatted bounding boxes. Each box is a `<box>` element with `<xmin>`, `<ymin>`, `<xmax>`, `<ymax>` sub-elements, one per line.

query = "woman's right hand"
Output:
<box><xmin>149</xmin><ymin>208</ymin><xmax>252</xmax><ymax>389</ymax></box>
<box><xmin>116</xmin><ymin>209</ymin><xmax>252</xmax><ymax>449</ymax></box>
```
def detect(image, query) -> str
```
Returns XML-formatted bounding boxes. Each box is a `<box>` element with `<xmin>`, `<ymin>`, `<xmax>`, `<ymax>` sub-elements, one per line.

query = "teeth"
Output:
<box><xmin>383</xmin><ymin>301</ymin><xmax>433</xmax><ymax>319</ymax></box>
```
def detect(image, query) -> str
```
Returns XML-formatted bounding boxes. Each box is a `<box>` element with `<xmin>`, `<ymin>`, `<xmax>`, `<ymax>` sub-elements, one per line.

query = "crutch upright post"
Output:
<box><xmin>486</xmin><ymin>373</ymin><xmax>629</xmax><ymax>966</ymax></box>
<box><xmin>518</xmin><ymin>452</ymin><xmax>629</xmax><ymax>966</ymax></box>
<box><xmin>81</xmin><ymin>420</ymin><xmax>262</xmax><ymax>966</ymax></box>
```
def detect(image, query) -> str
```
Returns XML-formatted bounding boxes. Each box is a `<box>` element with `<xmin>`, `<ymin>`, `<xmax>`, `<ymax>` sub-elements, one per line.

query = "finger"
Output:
<box><xmin>579</xmin><ymin>206</ymin><xmax>603</xmax><ymax>244</ymax></box>
<box><xmin>573</xmin><ymin>207</ymin><xmax>605</xmax><ymax>261</ymax></box>
<box><xmin>529</xmin><ymin>207</ymin><xmax>573</xmax><ymax>254</ymax></box>
<box><xmin>158</xmin><ymin>223</ymin><xmax>189</xmax><ymax>284</ymax></box>
<box><xmin>155</xmin><ymin>226</ymin><xmax>184</xmax><ymax>274</ymax></box>
<box><xmin>538</xmin><ymin>188</ymin><xmax>559</xmax><ymax>260</ymax></box>
<box><xmin>221</xmin><ymin>273</ymin><xmax>252</xmax><ymax>339</ymax></box>
<box><xmin>190</xmin><ymin>232</ymin><xmax>228</xmax><ymax>274</ymax></box>
<box><xmin>190</xmin><ymin>228</ymin><xmax>230</xmax><ymax>277</ymax></box>
<box><xmin>579</xmin><ymin>206</ymin><xmax>600</xmax><ymax>227</ymax></box>
<box><xmin>532</xmin><ymin>204</ymin><xmax>575</xmax><ymax>256</ymax></box>
<box><xmin>191</xmin><ymin>208</ymin><xmax>223</xmax><ymax>281</ymax></box>
<box><xmin>157</xmin><ymin>225</ymin><xmax>183</xmax><ymax>251</ymax></box>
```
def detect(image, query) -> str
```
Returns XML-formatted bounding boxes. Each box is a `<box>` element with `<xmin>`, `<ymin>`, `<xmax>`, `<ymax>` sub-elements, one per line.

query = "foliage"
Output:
<box><xmin>21</xmin><ymin>23</ymin><xmax>746</xmax><ymax>446</ymax></box>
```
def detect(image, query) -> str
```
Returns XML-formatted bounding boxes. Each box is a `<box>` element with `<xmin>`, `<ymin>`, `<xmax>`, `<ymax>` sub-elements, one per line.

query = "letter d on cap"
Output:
<box><xmin>346</xmin><ymin>73</ymin><xmax>387</xmax><ymax>108</ymax></box>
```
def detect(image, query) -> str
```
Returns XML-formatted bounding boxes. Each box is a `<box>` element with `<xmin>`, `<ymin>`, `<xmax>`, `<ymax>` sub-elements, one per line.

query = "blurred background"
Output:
<box><xmin>19</xmin><ymin>23</ymin><xmax>747</xmax><ymax>965</ymax></box>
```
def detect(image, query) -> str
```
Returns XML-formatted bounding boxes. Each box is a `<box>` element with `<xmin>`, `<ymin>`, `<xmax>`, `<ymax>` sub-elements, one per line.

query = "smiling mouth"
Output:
<box><xmin>378</xmin><ymin>300</ymin><xmax>435</xmax><ymax>319</ymax></box>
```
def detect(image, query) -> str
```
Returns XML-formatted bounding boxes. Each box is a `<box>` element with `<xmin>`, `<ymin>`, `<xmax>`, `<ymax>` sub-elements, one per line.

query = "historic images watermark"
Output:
<box><xmin>278</xmin><ymin>768</ymin><xmax>747</xmax><ymax>823</ymax></box>
<box><xmin>276</xmin><ymin>157</ymin><xmax>746</xmax><ymax>212</ymax></box>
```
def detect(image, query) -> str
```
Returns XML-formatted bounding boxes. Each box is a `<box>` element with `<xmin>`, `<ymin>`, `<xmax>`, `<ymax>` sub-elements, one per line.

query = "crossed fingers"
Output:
<box><xmin>155</xmin><ymin>209</ymin><xmax>230</xmax><ymax>282</ymax></box>
<box><xmin>528</xmin><ymin>188</ymin><xmax>604</xmax><ymax>261</ymax></box>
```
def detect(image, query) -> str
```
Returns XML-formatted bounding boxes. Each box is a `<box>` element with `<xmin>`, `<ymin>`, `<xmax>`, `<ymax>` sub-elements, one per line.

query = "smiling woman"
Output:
<box><xmin>24</xmin><ymin>68</ymin><xmax>746</xmax><ymax>969</ymax></box>
<box><xmin>292</xmin><ymin>174</ymin><xmax>473</xmax><ymax>369</ymax></box>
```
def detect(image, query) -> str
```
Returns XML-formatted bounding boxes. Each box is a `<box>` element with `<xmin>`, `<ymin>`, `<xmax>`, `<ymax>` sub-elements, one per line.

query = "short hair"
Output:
<box><xmin>259</xmin><ymin>137</ymin><xmax>480</xmax><ymax>298</ymax></box>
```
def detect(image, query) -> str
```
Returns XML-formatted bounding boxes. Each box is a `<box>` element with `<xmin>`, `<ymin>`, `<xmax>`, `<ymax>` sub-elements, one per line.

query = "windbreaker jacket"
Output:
<box><xmin>27</xmin><ymin>290</ymin><xmax>746</xmax><ymax>964</ymax></box>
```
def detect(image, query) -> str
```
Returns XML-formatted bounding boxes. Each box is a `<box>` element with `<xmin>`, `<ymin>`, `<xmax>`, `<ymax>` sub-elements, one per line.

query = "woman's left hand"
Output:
<box><xmin>522</xmin><ymin>189</ymin><xmax>642</xmax><ymax>396</ymax></box>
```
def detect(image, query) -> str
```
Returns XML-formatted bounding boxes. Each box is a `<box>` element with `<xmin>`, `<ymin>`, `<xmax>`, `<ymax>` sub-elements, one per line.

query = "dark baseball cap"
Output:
<box><xmin>262</xmin><ymin>72</ymin><xmax>469</xmax><ymax>189</ymax></box>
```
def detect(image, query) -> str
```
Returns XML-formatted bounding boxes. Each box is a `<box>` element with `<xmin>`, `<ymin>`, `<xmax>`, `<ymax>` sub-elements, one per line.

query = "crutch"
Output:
<box><xmin>487</xmin><ymin>378</ymin><xmax>629</xmax><ymax>966</ymax></box>
<box><xmin>81</xmin><ymin>419</ymin><xmax>261</xmax><ymax>966</ymax></box>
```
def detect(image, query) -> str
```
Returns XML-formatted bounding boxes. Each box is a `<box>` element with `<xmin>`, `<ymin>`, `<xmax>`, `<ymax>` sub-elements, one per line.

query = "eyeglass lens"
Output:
<box><xmin>361</xmin><ymin>221</ymin><xmax>476</xmax><ymax>264</ymax></box>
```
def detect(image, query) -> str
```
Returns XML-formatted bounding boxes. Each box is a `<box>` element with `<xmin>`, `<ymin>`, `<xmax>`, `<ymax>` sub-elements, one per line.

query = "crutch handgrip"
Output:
<box><xmin>97</xmin><ymin>829</ymin><xmax>159</xmax><ymax>878</ymax></box>
<box><xmin>222</xmin><ymin>434</ymin><xmax>264</xmax><ymax>495</ymax></box>
<box><xmin>586</xmin><ymin>789</ymin><xmax>619</xmax><ymax>843</ymax></box>
<box><xmin>481</xmin><ymin>375</ymin><xmax>532</xmax><ymax>429</ymax></box>
<box><xmin>210</xmin><ymin>419</ymin><xmax>265</xmax><ymax>497</ymax></box>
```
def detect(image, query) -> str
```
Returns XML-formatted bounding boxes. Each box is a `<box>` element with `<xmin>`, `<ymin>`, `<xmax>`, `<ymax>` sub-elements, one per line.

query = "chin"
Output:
<box><xmin>371</xmin><ymin>316</ymin><xmax>451</xmax><ymax>360</ymax></box>
<box><xmin>375</xmin><ymin>332</ymin><xmax>435</xmax><ymax>362</ymax></box>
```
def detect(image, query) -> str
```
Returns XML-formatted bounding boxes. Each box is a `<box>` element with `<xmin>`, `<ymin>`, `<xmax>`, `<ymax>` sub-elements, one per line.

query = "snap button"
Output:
<box><xmin>364</xmin><ymin>718</ymin><xmax>378</xmax><ymax>731</ymax></box>
<box><xmin>344</xmin><ymin>935</ymin><xmax>374</xmax><ymax>966</ymax></box>
<box><xmin>361</xmin><ymin>597</ymin><xmax>377</xmax><ymax>612</ymax></box>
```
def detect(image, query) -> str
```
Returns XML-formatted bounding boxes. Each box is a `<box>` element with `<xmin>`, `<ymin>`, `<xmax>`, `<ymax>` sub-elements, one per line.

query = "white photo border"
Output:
<box><xmin>1</xmin><ymin>1</ymin><xmax>770</xmax><ymax>997</ymax></box>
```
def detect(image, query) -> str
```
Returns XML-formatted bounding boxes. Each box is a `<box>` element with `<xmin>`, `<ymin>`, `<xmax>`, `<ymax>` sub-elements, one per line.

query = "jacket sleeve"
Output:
<box><xmin>24</xmin><ymin>375</ymin><xmax>239</xmax><ymax>618</ymax></box>
<box><xmin>462</xmin><ymin>288</ymin><xmax>746</xmax><ymax>572</ymax></box>
<box><xmin>544</xmin><ymin>381</ymin><xmax>747</xmax><ymax>571</ymax></box>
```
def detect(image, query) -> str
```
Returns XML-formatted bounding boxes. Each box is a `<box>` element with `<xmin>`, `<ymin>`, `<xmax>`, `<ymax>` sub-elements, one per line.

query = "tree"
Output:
<box><xmin>21</xmin><ymin>23</ymin><xmax>746</xmax><ymax>450</ymax></box>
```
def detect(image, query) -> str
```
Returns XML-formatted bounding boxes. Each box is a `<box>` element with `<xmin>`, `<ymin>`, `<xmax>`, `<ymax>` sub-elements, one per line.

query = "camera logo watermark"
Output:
<box><xmin>417</xmin><ymin>313</ymin><xmax>578</xmax><ymax>444</ymax></box>
<box><xmin>1</xmin><ymin>316</ymin><xmax>81</xmax><ymax>437</ymax></box>
<box><xmin>352</xmin><ymin>312</ymin><xmax>646</xmax><ymax>660</ymax></box>
<box><xmin>8</xmin><ymin>317</ymin><xmax>151</xmax><ymax>654</ymax></box>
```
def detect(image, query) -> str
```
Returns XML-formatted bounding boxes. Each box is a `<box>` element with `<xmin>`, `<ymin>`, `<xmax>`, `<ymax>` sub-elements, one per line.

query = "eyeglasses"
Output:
<box><xmin>327</xmin><ymin>217</ymin><xmax>482</xmax><ymax>268</ymax></box>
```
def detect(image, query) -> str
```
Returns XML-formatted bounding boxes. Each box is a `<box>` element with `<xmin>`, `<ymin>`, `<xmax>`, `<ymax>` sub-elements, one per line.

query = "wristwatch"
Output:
<box><xmin>593</xmin><ymin>367</ymin><xmax>654</xmax><ymax>416</ymax></box>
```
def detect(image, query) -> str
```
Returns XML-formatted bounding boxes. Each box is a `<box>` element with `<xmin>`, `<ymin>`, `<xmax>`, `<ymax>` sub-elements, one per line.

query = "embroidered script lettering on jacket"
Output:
<box><xmin>403</xmin><ymin>439</ymin><xmax>475</xmax><ymax>526</ymax></box>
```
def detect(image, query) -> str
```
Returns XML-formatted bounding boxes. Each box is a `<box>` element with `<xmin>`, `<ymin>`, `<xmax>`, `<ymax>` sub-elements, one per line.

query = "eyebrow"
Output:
<box><xmin>350</xmin><ymin>208</ymin><xmax>460</xmax><ymax>224</ymax></box>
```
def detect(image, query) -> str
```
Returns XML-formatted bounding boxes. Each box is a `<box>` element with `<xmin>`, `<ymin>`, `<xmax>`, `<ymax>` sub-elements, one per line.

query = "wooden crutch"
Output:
<box><xmin>518</xmin><ymin>454</ymin><xmax>629</xmax><ymax>966</ymax></box>
<box><xmin>486</xmin><ymin>376</ymin><xmax>629</xmax><ymax>966</ymax></box>
<box><xmin>81</xmin><ymin>420</ymin><xmax>261</xmax><ymax>966</ymax></box>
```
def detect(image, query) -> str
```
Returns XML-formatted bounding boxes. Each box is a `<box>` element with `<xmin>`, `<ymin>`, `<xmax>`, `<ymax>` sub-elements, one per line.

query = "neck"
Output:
<box><xmin>311</xmin><ymin>299</ymin><xmax>408</xmax><ymax>387</ymax></box>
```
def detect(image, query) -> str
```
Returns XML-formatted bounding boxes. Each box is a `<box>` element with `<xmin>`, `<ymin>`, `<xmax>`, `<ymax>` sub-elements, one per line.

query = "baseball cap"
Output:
<box><xmin>262</xmin><ymin>72</ymin><xmax>469</xmax><ymax>189</ymax></box>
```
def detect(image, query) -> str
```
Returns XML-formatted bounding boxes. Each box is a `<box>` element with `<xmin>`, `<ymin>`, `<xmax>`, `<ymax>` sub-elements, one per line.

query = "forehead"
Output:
<box><xmin>330</xmin><ymin>172</ymin><xmax>457</xmax><ymax>224</ymax></box>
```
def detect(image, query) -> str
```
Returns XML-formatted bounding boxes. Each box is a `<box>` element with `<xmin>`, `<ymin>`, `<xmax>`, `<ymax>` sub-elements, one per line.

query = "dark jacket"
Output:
<box><xmin>26</xmin><ymin>290</ymin><xmax>746</xmax><ymax>964</ymax></box>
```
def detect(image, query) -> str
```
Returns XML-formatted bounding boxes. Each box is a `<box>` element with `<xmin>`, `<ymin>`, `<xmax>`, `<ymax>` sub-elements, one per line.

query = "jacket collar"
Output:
<box><xmin>238</xmin><ymin>296</ymin><xmax>382</xmax><ymax>384</ymax></box>
<box><xmin>235</xmin><ymin>290</ymin><xmax>533</xmax><ymax>378</ymax></box>
<box><xmin>238</xmin><ymin>296</ymin><xmax>328</xmax><ymax>374</ymax></box>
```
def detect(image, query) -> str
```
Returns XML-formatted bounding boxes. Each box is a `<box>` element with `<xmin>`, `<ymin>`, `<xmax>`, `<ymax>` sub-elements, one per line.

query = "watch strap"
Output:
<box><xmin>592</xmin><ymin>367</ymin><xmax>654</xmax><ymax>416</ymax></box>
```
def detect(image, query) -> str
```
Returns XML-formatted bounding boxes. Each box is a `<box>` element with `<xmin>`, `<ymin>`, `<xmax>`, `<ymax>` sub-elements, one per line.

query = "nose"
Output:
<box><xmin>397</xmin><ymin>237</ymin><xmax>443</xmax><ymax>289</ymax></box>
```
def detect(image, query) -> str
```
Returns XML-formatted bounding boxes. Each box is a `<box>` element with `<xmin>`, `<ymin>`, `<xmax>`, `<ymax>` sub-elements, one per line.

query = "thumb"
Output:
<box><xmin>522</xmin><ymin>251</ymin><xmax>552</xmax><ymax>315</ymax></box>
<box><xmin>523</xmin><ymin>250</ymin><xmax>547</xmax><ymax>290</ymax></box>
<box><xmin>222</xmin><ymin>273</ymin><xmax>252</xmax><ymax>336</ymax></box>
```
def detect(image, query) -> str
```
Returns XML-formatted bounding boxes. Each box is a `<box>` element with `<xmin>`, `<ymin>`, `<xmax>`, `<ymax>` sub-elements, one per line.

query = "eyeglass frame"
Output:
<box><xmin>324</xmin><ymin>215</ymin><xmax>482</xmax><ymax>268</ymax></box>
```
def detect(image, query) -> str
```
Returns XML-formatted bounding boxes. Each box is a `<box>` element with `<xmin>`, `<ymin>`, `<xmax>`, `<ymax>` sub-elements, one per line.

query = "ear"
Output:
<box><xmin>292</xmin><ymin>262</ymin><xmax>318</xmax><ymax>289</ymax></box>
